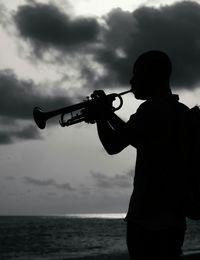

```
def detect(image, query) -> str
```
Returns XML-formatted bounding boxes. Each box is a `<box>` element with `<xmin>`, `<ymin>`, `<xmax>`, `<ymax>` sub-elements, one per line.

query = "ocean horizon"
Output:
<box><xmin>0</xmin><ymin>213</ymin><xmax>126</xmax><ymax>218</ymax></box>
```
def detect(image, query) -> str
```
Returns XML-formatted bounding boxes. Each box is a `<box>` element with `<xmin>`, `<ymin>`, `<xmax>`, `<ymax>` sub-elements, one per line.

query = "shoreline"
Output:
<box><xmin>182</xmin><ymin>253</ymin><xmax>200</xmax><ymax>259</ymax></box>
<box><xmin>66</xmin><ymin>252</ymin><xmax>200</xmax><ymax>260</ymax></box>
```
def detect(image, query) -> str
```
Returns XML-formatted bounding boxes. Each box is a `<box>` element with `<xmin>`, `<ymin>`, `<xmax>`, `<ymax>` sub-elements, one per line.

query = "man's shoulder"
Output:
<box><xmin>138</xmin><ymin>95</ymin><xmax>189</xmax><ymax>113</ymax></box>
<box><xmin>129</xmin><ymin>96</ymin><xmax>190</xmax><ymax>124</ymax></box>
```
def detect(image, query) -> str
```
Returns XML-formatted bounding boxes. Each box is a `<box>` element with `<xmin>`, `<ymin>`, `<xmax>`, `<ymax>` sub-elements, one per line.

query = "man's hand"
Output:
<box><xmin>84</xmin><ymin>90</ymin><xmax>113</xmax><ymax>124</ymax></box>
<box><xmin>90</xmin><ymin>90</ymin><xmax>106</xmax><ymax>99</ymax></box>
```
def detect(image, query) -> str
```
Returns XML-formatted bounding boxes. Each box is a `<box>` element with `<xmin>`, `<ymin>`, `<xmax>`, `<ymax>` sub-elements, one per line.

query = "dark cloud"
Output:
<box><xmin>95</xmin><ymin>1</ymin><xmax>200</xmax><ymax>89</ymax></box>
<box><xmin>0</xmin><ymin>131</ymin><xmax>13</xmax><ymax>144</ymax></box>
<box><xmin>91</xmin><ymin>170</ymin><xmax>132</xmax><ymax>189</ymax></box>
<box><xmin>0</xmin><ymin>69</ymin><xmax>71</xmax><ymax>120</ymax></box>
<box><xmin>14</xmin><ymin>2</ymin><xmax>100</xmax><ymax>56</ymax></box>
<box><xmin>4</xmin><ymin>176</ymin><xmax>16</xmax><ymax>181</ymax></box>
<box><xmin>15</xmin><ymin>124</ymin><xmax>40</xmax><ymax>139</ymax></box>
<box><xmin>13</xmin><ymin>1</ymin><xmax>200</xmax><ymax>89</ymax></box>
<box><xmin>0</xmin><ymin>124</ymin><xmax>41</xmax><ymax>144</ymax></box>
<box><xmin>92</xmin><ymin>8</ymin><xmax>135</xmax><ymax>87</ymax></box>
<box><xmin>24</xmin><ymin>176</ymin><xmax>75</xmax><ymax>191</ymax></box>
<box><xmin>0</xmin><ymin>69</ymin><xmax>72</xmax><ymax>144</ymax></box>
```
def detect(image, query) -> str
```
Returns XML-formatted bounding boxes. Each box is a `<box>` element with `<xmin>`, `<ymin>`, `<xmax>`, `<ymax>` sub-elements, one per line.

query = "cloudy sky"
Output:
<box><xmin>1</xmin><ymin>0</ymin><xmax>200</xmax><ymax>215</ymax></box>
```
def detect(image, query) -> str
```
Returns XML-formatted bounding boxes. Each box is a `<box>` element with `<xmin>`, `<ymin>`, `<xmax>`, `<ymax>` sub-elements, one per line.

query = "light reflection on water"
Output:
<box><xmin>64</xmin><ymin>213</ymin><xmax>126</xmax><ymax>219</ymax></box>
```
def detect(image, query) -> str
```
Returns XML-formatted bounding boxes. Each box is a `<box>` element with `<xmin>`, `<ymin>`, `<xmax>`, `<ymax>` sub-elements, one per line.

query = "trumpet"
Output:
<box><xmin>33</xmin><ymin>89</ymin><xmax>132</xmax><ymax>129</ymax></box>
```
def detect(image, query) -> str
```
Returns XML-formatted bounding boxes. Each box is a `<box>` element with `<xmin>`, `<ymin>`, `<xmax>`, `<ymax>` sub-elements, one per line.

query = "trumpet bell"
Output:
<box><xmin>33</xmin><ymin>107</ymin><xmax>46</xmax><ymax>129</ymax></box>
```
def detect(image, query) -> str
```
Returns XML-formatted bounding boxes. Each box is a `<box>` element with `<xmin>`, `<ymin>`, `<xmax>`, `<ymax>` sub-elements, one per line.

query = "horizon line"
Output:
<box><xmin>0</xmin><ymin>212</ymin><xmax>126</xmax><ymax>219</ymax></box>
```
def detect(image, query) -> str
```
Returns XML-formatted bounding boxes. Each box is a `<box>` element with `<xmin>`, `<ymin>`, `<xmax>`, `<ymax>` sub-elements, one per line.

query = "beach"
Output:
<box><xmin>67</xmin><ymin>253</ymin><xmax>200</xmax><ymax>260</ymax></box>
<box><xmin>66</xmin><ymin>252</ymin><xmax>200</xmax><ymax>260</ymax></box>
<box><xmin>182</xmin><ymin>253</ymin><xmax>200</xmax><ymax>259</ymax></box>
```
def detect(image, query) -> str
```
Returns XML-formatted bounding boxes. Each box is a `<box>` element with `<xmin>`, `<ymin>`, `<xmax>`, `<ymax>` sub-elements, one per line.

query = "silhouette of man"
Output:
<box><xmin>90</xmin><ymin>50</ymin><xmax>188</xmax><ymax>260</ymax></box>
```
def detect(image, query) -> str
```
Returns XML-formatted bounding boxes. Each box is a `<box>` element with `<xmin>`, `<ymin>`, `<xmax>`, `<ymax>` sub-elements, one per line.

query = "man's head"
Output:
<box><xmin>130</xmin><ymin>50</ymin><xmax>172</xmax><ymax>100</ymax></box>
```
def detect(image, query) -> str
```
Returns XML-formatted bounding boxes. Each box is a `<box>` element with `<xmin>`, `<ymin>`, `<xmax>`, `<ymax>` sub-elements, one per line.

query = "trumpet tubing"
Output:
<box><xmin>33</xmin><ymin>100</ymin><xmax>88</xmax><ymax>129</ymax></box>
<box><xmin>33</xmin><ymin>89</ymin><xmax>132</xmax><ymax>129</ymax></box>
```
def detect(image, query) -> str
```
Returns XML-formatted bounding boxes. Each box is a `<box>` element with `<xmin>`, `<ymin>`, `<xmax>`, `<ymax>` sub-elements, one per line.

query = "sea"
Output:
<box><xmin>0</xmin><ymin>213</ymin><xmax>200</xmax><ymax>260</ymax></box>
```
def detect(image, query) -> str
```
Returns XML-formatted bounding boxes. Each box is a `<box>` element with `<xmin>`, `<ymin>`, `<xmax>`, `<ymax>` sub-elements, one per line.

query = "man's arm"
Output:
<box><xmin>86</xmin><ymin>89</ymin><xmax>132</xmax><ymax>154</ymax></box>
<box><xmin>96</xmin><ymin>110</ymin><xmax>130</xmax><ymax>155</ymax></box>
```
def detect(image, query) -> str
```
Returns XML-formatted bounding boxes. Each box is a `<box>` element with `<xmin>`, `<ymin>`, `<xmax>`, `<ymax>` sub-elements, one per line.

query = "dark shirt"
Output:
<box><xmin>125</xmin><ymin>94</ymin><xmax>189</xmax><ymax>230</ymax></box>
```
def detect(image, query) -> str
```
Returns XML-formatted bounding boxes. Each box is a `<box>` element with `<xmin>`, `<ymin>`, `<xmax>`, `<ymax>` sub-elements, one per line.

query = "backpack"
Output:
<box><xmin>181</xmin><ymin>105</ymin><xmax>200</xmax><ymax>220</ymax></box>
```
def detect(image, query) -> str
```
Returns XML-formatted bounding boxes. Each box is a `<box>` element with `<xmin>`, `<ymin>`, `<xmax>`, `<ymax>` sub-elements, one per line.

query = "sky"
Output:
<box><xmin>1</xmin><ymin>0</ymin><xmax>200</xmax><ymax>215</ymax></box>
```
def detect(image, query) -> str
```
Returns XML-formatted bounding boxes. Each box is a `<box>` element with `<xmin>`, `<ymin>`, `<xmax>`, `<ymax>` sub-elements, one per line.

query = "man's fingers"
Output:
<box><xmin>91</xmin><ymin>90</ymin><xmax>106</xmax><ymax>99</ymax></box>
